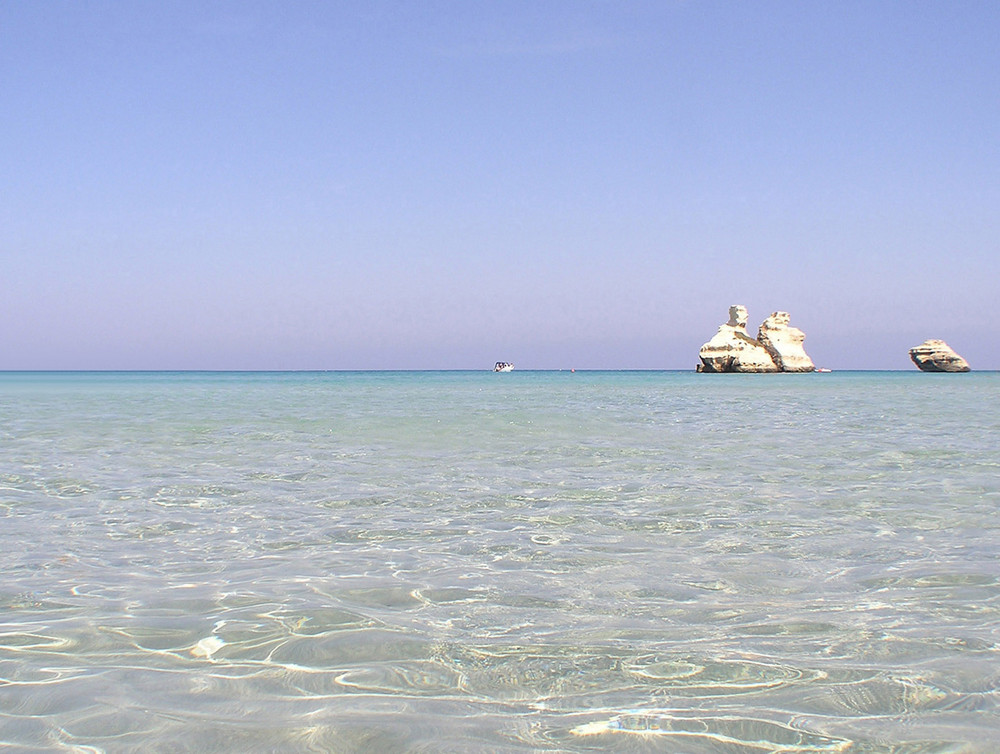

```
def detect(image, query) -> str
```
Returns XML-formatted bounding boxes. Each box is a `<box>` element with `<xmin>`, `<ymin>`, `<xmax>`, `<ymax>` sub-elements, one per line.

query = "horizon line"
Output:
<box><xmin>0</xmin><ymin>368</ymin><xmax>986</xmax><ymax>375</ymax></box>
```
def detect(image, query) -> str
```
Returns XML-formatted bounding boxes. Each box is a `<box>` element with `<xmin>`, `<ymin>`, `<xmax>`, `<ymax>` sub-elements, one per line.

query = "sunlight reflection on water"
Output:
<box><xmin>1</xmin><ymin>371</ymin><xmax>998</xmax><ymax>751</ymax></box>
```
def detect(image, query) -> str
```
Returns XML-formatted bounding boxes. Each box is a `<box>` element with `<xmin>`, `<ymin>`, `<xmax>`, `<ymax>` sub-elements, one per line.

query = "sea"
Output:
<box><xmin>1</xmin><ymin>370</ymin><xmax>998</xmax><ymax>753</ymax></box>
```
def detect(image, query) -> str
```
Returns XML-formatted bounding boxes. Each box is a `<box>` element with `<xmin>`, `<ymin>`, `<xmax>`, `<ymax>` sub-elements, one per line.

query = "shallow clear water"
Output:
<box><xmin>1</xmin><ymin>370</ymin><xmax>998</xmax><ymax>752</ymax></box>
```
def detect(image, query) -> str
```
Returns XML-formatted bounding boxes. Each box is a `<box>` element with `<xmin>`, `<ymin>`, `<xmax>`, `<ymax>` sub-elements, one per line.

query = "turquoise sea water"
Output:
<box><xmin>1</xmin><ymin>370</ymin><xmax>998</xmax><ymax>752</ymax></box>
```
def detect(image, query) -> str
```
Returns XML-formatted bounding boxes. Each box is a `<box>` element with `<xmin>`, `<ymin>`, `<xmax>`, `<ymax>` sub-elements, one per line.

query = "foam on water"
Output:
<box><xmin>1</xmin><ymin>370</ymin><xmax>998</xmax><ymax>751</ymax></box>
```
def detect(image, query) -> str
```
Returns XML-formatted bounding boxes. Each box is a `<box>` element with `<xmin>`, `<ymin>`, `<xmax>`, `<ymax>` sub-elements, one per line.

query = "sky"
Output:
<box><xmin>2</xmin><ymin>1</ymin><xmax>998</xmax><ymax>370</ymax></box>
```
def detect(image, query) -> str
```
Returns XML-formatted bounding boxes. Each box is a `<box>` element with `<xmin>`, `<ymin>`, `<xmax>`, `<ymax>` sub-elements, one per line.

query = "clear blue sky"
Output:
<box><xmin>3</xmin><ymin>1</ymin><xmax>998</xmax><ymax>369</ymax></box>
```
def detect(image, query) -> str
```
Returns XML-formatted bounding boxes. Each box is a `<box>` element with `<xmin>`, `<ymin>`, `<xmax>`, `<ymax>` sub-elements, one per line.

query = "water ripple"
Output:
<box><xmin>2</xmin><ymin>371</ymin><xmax>999</xmax><ymax>750</ymax></box>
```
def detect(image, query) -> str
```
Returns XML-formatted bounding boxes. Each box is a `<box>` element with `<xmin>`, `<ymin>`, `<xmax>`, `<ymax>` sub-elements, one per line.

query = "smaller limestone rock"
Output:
<box><xmin>908</xmin><ymin>340</ymin><xmax>970</xmax><ymax>372</ymax></box>
<box><xmin>757</xmin><ymin>311</ymin><xmax>815</xmax><ymax>372</ymax></box>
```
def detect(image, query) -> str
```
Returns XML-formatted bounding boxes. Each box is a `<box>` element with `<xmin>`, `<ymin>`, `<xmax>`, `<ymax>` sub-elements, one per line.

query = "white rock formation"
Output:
<box><xmin>698</xmin><ymin>305</ymin><xmax>780</xmax><ymax>373</ymax></box>
<box><xmin>757</xmin><ymin>311</ymin><xmax>815</xmax><ymax>372</ymax></box>
<box><xmin>729</xmin><ymin>304</ymin><xmax>749</xmax><ymax>329</ymax></box>
<box><xmin>908</xmin><ymin>340</ymin><xmax>970</xmax><ymax>372</ymax></box>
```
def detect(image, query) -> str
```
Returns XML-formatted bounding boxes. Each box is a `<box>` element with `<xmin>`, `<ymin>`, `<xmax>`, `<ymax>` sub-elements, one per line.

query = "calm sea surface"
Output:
<box><xmin>1</xmin><ymin>370</ymin><xmax>998</xmax><ymax>752</ymax></box>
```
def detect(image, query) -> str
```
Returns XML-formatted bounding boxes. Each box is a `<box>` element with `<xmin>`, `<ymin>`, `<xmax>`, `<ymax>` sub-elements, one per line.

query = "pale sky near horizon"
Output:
<box><xmin>3</xmin><ymin>1</ymin><xmax>998</xmax><ymax>370</ymax></box>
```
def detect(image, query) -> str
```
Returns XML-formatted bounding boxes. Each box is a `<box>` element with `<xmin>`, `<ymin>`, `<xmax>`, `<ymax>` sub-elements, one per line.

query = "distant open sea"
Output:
<box><xmin>1</xmin><ymin>370</ymin><xmax>998</xmax><ymax>752</ymax></box>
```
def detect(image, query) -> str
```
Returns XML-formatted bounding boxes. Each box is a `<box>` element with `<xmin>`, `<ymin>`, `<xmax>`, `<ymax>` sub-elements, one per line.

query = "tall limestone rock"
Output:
<box><xmin>698</xmin><ymin>305</ymin><xmax>779</xmax><ymax>373</ymax></box>
<box><xmin>757</xmin><ymin>311</ymin><xmax>815</xmax><ymax>372</ymax></box>
<box><xmin>908</xmin><ymin>340</ymin><xmax>970</xmax><ymax>372</ymax></box>
<box><xmin>698</xmin><ymin>305</ymin><xmax>815</xmax><ymax>373</ymax></box>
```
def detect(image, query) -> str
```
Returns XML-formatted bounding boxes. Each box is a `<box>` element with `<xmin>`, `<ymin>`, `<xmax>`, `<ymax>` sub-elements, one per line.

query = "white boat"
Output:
<box><xmin>493</xmin><ymin>362</ymin><xmax>514</xmax><ymax>372</ymax></box>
